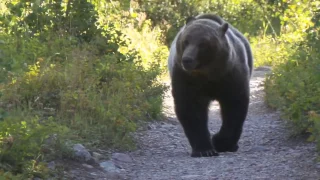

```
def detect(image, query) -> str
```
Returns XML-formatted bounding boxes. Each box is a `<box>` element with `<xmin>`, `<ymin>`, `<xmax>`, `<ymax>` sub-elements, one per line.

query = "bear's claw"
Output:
<box><xmin>191</xmin><ymin>149</ymin><xmax>219</xmax><ymax>157</ymax></box>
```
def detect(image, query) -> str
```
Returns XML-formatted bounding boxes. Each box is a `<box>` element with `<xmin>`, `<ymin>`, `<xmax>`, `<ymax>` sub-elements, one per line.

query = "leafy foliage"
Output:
<box><xmin>0</xmin><ymin>0</ymin><xmax>168</xmax><ymax>178</ymax></box>
<box><xmin>2</xmin><ymin>44</ymin><xmax>167</xmax><ymax>149</ymax></box>
<box><xmin>0</xmin><ymin>112</ymin><xmax>70</xmax><ymax>179</ymax></box>
<box><xmin>136</xmin><ymin>0</ymin><xmax>265</xmax><ymax>45</ymax></box>
<box><xmin>265</xmin><ymin>5</ymin><xmax>320</xmax><ymax>149</ymax></box>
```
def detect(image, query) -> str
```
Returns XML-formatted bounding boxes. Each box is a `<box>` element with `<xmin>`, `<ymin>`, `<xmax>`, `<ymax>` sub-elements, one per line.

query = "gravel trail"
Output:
<box><xmin>122</xmin><ymin>67</ymin><xmax>320</xmax><ymax>180</ymax></box>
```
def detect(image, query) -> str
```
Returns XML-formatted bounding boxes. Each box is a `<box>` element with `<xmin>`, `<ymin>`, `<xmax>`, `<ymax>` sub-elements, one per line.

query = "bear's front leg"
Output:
<box><xmin>212</xmin><ymin>90</ymin><xmax>249</xmax><ymax>153</ymax></box>
<box><xmin>172</xmin><ymin>86</ymin><xmax>218</xmax><ymax>157</ymax></box>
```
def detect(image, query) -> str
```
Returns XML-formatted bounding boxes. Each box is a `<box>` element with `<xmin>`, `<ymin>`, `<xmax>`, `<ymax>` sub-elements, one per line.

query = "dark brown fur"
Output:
<box><xmin>168</xmin><ymin>13</ymin><xmax>253</xmax><ymax>157</ymax></box>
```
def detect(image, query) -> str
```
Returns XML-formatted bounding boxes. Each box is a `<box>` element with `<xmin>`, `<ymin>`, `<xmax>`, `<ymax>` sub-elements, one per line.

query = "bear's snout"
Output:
<box><xmin>182</xmin><ymin>57</ymin><xmax>197</xmax><ymax>71</ymax></box>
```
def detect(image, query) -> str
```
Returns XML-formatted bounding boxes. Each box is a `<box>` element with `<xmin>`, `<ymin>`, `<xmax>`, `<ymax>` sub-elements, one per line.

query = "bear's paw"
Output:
<box><xmin>191</xmin><ymin>149</ymin><xmax>219</xmax><ymax>157</ymax></box>
<box><xmin>212</xmin><ymin>134</ymin><xmax>239</xmax><ymax>153</ymax></box>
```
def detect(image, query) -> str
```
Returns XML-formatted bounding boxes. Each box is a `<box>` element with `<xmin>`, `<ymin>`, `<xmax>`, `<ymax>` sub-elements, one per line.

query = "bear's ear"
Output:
<box><xmin>220</xmin><ymin>23</ymin><xmax>229</xmax><ymax>35</ymax></box>
<box><xmin>186</xmin><ymin>16</ymin><xmax>196</xmax><ymax>25</ymax></box>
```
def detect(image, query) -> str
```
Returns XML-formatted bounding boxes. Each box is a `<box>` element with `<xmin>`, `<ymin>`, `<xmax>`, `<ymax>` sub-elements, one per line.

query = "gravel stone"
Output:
<box><xmin>73</xmin><ymin>144</ymin><xmax>93</xmax><ymax>162</ymax></box>
<box><xmin>112</xmin><ymin>153</ymin><xmax>133</xmax><ymax>163</ymax></box>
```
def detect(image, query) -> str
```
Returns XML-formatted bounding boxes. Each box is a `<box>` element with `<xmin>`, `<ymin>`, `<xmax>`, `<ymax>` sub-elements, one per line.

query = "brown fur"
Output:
<box><xmin>168</xmin><ymin>14</ymin><xmax>253</xmax><ymax>157</ymax></box>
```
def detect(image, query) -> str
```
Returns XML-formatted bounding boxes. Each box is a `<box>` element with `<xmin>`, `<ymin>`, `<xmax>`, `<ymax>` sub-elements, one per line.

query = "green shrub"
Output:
<box><xmin>264</xmin><ymin>9</ymin><xmax>320</xmax><ymax>150</ymax></box>
<box><xmin>250</xmin><ymin>35</ymin><xmax>284</xmax><ymax>67</ymax></box>
<box><xmin>0</xmin><ymin>1</ymin><xmax>170</xmax><ymax>176</ymax></box>
<box><xmin>265</xmin><ymin>43</ymin><xmax>320</xmax><ymax>148</ymax></box>
<box><xmin>0</xmin><ymin>33</ymin><xmax>78</xmax><ymax>84</ymax></box>
<box><xmin>0</xmin><ymin>33</ymin><xmax>168</xmax><ymax>149</ymax></box>
<box><xmin>250</xmin><ymin>30</ymin><xmax>306</xmax><ymax>68</ymax></box>
<box><xmin>123</xmin><ymin>20</ymin><xmax>169</xmax><ymax>69</ymax></box>
<box><xmin>0</xmin><ymin>111</ymin><xmax>69</xmax><ymax>179</ymax></box>
<box><xmin>136</xmin><ymin>0</ymin><xmax>265</xmax><ymax>46</ymax></box>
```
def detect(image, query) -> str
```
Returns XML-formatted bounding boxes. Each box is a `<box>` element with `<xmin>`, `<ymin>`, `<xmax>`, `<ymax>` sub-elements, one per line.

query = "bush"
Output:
<box><xmin>123</xmin><ymin>20</ymin><xmax>169</xmax><ymax>70</ymax></box>
<box><xmin>136</xmin><ymin>0</ymin><xmax>265</xmax><ymax>46</ymax></box>
<box><xmin>250</xmin><ymin>35</ymin><xmax>285</xmax><ymax>67</ymax></box>
<box><xmin>0</xmin><ymin>111</ymin><xmax>70</xmax><ymax>179</ymax></box>
<box><xmin>0</xmin><ymin>33</ymin><xmax>78</xmax><ymax>83</ymax></box>
<box><xmin>250</xmin><ymin>33</ymin><xmax>302</xmax><ymax>67</ymax></box>
<box><xmin>264</xmin><ymin>9</ymin><xmax>320</xmax><ymax>150</ymax></box>
<box><xmin>0</xmin><ymin>29</ymin><xmax>168</xmax><ymax>176</ymax></box>
<box><xmin>1</xmin><ymin>35</ymin><xmax>168</xmax><ymax>149</ymax></box>
<box><xmin>265</xmin><ymin>42</ymin><xmax>320</xmax><ymax>149</ymax></box>
<box><xmin>0</xmin><ymin>1</ymin><xmax>170</xmax><ymax>177</ymax></box>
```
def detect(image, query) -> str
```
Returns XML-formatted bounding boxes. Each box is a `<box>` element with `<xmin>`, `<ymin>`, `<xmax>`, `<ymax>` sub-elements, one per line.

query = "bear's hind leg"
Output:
<box><xmin>212</xmin><ymin>92</ymin><xmax>249</xmax><ymax>153</ymax></box>
<box><xmin>173</xmin><ymin>90</ymin><xmax>218</xmax><ymax>157</ymax></box>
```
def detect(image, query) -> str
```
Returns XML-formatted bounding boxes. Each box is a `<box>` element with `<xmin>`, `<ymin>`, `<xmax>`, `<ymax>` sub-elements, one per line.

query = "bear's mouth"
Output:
<box><xmin>190</xmin><ymin>63</ymin><xmax>211</xmax><ymax>75</ymax></box>
<box><xmin>190</xmin><ymin>68</ymin><xmax>209</xmax><ymax>77</ymax></box>
<box><xmin>182</xmin><ymin>62</ymin><xmax>203</xmax><ymax>71</ymax></box>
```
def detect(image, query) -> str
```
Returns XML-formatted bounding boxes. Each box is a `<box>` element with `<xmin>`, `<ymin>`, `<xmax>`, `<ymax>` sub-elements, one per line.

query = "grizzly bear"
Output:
<box><xmin>167</xmin><ymin>13</ymin><xmax>253</xmax><ymax>157</ymax></box>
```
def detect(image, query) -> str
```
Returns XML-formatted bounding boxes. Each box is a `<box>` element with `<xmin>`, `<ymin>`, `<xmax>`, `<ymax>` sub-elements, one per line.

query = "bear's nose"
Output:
<box><xmin>182</xmin><ymin>57</ymin><xmax>197</xmax><ymax>70</ymax></box>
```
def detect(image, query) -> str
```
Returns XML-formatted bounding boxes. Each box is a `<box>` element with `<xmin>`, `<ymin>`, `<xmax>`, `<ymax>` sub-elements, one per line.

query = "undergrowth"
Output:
<box><xmin>0</xmin><ymin>30</ymin><xmax>168</xmax><ymax>178</ymax></box>
<box><xmin>0</xmin><ymin>111</ymin><xmax>71</xmax><ymax>179</ymax></box>
<box><xmin>264</xmin><ymin>11</ymin><xmax>320</xmax><ymax>150</ymax></box>
<box><xmin>265</xmin><ymin>42</ymin><xmax>320</xmax><ymax>149</ymax></box>
<box><xmin>0</xmin><ymin>4</ymin><xmax>169</xmax><ymax>177</ymax></box>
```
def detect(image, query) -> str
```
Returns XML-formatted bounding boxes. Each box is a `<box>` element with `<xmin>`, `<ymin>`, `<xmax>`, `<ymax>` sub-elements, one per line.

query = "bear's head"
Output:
<box><xmin>176</xmin><ymin>16</ymin><xmax>231</xmax><ymax>77</ymax></box>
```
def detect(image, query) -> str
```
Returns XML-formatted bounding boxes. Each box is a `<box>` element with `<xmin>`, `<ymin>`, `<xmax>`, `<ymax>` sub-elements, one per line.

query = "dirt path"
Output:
<box><xmin>121</xmin><ymin>67</ymin><xmax>320</xmax><ymax>180</ymax></box>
